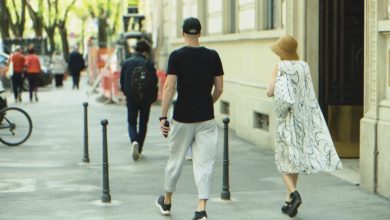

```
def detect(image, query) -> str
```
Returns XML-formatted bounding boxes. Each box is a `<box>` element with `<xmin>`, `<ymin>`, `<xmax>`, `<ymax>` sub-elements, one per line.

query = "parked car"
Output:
<box><xmin>0</xmin><ymin>51</ymin><xmax>9</xmax><ymax>74</ymax></box>
<box><xmin>0</xmin><ymin>51</ymin><xmax>11</xmax><ymax>89</ymax></box>
<box><xmin>37</xmin><ymin>55</ymin><xmax>53</xmax><ymax>86</ymax></box>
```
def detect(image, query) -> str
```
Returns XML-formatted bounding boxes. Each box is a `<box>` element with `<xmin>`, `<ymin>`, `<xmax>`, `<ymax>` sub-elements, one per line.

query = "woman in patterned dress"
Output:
<box><xmin>266</xmin><ymin>35</ymin><xmax>342</xmax><ymax>217</ymax></box>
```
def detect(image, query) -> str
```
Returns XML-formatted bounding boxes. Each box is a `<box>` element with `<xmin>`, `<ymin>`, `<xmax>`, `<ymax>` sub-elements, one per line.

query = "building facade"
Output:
<box><xmin>146</xmin><ymin>0</ymin><xmax>390</xmax><ymax>199</ymax></box>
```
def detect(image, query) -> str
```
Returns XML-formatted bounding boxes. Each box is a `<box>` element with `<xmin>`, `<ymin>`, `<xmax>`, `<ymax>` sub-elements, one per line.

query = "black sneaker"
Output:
<box><xmin>281</xmin><ymin>201</ymin><xmax>291</xmax><ymax>214</ymax></box>
<box><xmin>155</xmin><ymin>195</ymin><xmax>171</xmax><ymax>216</ymax></box>
<box><xmin>288</xmin><ymin>191</ymin><xmax>302</xmax><ymax>217</ymax></box>
<box><xmin>193</xmin><ymin>211</ymin><xmax>207</xmax><ymax>220</ymax></box>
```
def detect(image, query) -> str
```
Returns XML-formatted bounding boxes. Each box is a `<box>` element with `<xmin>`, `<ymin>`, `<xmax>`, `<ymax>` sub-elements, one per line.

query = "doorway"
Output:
<box><xmin>319</xmin><ymin>0</ymin><xmax>364</xmax><ymax>158</ymax></box>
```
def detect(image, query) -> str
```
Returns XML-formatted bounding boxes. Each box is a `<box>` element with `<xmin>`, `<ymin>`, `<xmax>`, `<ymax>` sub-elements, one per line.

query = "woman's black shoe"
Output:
<box><xmin>288</xmin><ymin>191</ymin><xmax>302</xmax><ymax>217</ymax></box>
<box><xmin>281</xmin><ymin>201</ymin><xmax>291</xmax><ymax>214</ymax></box>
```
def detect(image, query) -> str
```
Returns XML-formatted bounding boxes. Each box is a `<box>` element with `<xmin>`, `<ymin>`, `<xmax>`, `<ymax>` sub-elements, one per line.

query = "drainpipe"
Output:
<box><xmin>373</xmin><ymin>120</ymin><xmax>378</xmax><ymax>193</ymax></box>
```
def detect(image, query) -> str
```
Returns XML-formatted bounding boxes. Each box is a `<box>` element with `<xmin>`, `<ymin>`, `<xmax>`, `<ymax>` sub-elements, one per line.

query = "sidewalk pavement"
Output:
<box><xmin>0</xmin><ymin>76</ymin><xmax>390</xmax><ymax>220</ymax></box>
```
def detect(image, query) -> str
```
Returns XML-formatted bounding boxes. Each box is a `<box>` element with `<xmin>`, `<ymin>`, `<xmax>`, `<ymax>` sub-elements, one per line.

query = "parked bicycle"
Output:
<box><xmin>0</xmin><ymin>91</ymin><xmax>32</xmax><ymax>146</ymax></box>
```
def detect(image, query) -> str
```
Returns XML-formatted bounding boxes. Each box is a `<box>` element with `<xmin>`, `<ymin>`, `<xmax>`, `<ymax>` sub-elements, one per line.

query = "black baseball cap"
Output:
<box><xmin>182</xmin><ymin>17</ymin><xmax>201</xmax><ymax>35</ymax></box>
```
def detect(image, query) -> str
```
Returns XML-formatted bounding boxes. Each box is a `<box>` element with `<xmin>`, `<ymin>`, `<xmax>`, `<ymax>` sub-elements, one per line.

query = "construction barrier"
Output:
<box><xmin>156</xmin><ymin>69</ymin><xmax>166</xmax><ymax>100</ymax></box>
<box><xmin>87</xmin><ymin>42</ymin><xmax>164</xmax><ymax>103</ymax></box>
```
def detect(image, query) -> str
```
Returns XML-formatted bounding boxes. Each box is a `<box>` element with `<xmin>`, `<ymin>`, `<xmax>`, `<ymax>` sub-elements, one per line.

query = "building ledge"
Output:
<box><xmin>378</xmin><ymin>20</ymin><xmax>390</xmax><ymax>33</ymax></box>
<box><xmin>170</xmin><ymin>29</ymin><xmax>285</xmax><ymax>45</ymax></box>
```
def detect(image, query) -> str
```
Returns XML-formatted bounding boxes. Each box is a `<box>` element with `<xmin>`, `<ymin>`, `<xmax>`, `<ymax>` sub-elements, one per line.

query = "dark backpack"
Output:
<box><xmin>130</xmin><ymin>60</ymin><xmax>157</xmax><ymax>104</ymax></box>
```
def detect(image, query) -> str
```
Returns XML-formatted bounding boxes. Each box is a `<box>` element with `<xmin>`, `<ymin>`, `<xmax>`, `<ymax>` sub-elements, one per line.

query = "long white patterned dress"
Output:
<box><xmin>274</xmin><ymin>61</ymin><xmax>342</xmax><ymax>174</ymax></box>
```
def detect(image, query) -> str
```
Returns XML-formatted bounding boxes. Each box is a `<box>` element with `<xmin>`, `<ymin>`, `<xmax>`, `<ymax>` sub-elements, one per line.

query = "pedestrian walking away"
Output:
<box><xmin>156</xmin><ymin>17</ymin><xmax>224</xmax><ymax>220</ymax></box>
<box><xmin>266</xmin><ymin>35</ymin><xmax>343</xmax><ymax>218</ymax></box>
<box><xmin>68</xmin><ymin>45</ymin><xmax>85</xmax><ymax>90</ymax></box>
<box><xmin>50</xmin><ymin>49</ymin><xmax>67</xmax><ymax>87</ymax></box>
<box><xmin>120</xmin><ymin>39</ymin><xmax>158</xmax><ymax>161</ymax></box>
<box><xmin>10</xmin><ymin>46</ymin><xmax>25</xmax><ymax>102</ymax></box>
<box><xmin>24</xmin><ymin>47</ymin><xmax>41</xmax><ymax>102</ymax></box>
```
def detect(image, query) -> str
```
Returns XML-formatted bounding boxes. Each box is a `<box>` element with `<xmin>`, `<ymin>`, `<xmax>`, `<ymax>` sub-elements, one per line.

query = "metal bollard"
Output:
<box><xmin>221</xmin><ymin>117</ymin><xmax>231</xmax><ymax>200</ymax></box>
<box><xmin>82</xmin><ymin>102</ymin><xmax>90</xmax><ymax>163</ymax></box>
<box><xmin>101</xmin><ymin>119</ymin><xmax>111</xmax><ymax>203</ymax></box>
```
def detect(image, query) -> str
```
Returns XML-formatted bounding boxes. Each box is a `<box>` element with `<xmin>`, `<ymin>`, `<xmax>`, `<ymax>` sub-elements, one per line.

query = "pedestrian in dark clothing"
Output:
<box><xmin>120</xmin><ymin>40</ymin><xmax>158</xmax><ymax>161</ymax></box>
<box><xmin>156</xmin><ymin>17</ymin><xmax>224</xmax><ymax>220</ymax></box>
<box><xmin>68</xmin><ymin>46</ymin><xmax>85</xmax><ymax>89</ymax></box>
<box><xmin>10</xmin><ymin>46</ymin><xmax>25</xmax><ymax>102</ymax></box>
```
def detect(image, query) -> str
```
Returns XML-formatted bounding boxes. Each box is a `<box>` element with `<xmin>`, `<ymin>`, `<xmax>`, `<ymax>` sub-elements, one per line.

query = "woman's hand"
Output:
<box><xmin>266</xmin><ymin>64</ymin><xmax>278</xmax><ymax>97</ymax></box>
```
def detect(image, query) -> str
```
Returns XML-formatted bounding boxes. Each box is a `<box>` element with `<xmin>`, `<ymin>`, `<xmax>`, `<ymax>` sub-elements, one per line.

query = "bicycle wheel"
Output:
<box><xmin>0</xmin><ymin>107</ymin><xmax>33</xmax><ymax>146</ymax></box>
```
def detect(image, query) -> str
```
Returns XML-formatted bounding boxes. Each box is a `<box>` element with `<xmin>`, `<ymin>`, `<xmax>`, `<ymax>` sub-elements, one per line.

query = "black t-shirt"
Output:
<box><xmin>167</xmin><ymin>46</ymin><xmax>224</xmax><ymax>123</ymax></box>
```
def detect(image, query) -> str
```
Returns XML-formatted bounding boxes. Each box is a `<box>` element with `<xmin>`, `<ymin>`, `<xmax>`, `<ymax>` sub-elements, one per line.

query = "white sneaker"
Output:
<box><xmin>132</xmin><ymin>142</ymin><xmax>140</xmax><ymax>161</ymax></box>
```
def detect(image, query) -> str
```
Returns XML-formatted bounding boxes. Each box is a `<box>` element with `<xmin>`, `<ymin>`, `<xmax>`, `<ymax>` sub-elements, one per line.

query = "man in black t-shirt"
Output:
<box><xmin>155</xmin><ymin>17</ymin><xmax>224</xmax><ymax>220</ymax></box>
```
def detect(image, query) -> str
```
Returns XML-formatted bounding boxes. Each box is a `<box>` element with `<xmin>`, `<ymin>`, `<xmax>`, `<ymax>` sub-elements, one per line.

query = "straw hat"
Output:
<box><xmin>271</xmin><ymin>35</ymin><xmax>299</xmax><ymax>60</ymax></box>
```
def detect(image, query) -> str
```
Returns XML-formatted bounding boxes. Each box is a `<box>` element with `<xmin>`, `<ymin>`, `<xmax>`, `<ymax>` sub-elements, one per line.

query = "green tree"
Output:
<box><xmin>0</xmin><ymin>0</ymin><xmax>11</xmax><ymax>40</ymax></box>
<box><xmin>9</xmin><ymin>0</ymin><xmax>27</xmax><ymax>38</ymax></box>
<box><xmin>85</xmin><ymin>0</ymin><xmax>121</xmax><ymax>48</ymax></box>
<box><xmin>0</xmin><ymin>0</ymin><xmax>32</xmax><ymax>39</ymax></box>
<box><xmin>57</xmin><ymin>0</ymin><xmax>77</xmax><ymax>60</ymax></box>
<box><xmin>26</xmin><ymin>0</ymin><xmax>44</xmax><ymax>37</ymax></box>
<box><xmin>72</xmin><ymin>3</ymin><xmax>89</xmax><ymax>53</ymax></box>
<box><xmin>43</xmin><ymin>0</ymin><xmax>58</xmax><ymax>54</ymax></box>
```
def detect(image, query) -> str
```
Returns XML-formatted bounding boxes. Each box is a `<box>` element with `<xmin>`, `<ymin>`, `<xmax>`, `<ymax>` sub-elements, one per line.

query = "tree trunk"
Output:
<box><xmin>58</xmin><ymin>21</ymin><xmax>69</xmax><ymax>61</ymax></box>
<box><xmin>81</xmin><ymin>18</ymin><xmax>86</xmax><ymax>53</ymax></box>
<box><xmin>26</xmin><ymin>1</ymin><xmax>44</xmax><ymax>37</ymax></box>
<box><xmin>0</xmin><ymin>0</ymin><xmax>11</xmax><ymax>40</ymax></box>
<box><xmin>9</xmin><ymin>0</ymin><xmax>27</xmax><ymax>37</ymax></box>
<box><xmin>18</xmin><ymin>0</ymin><xmax>27</xmax><ymax>37</ymax></box>
<box><xmin>98</xmin><ymin>16</ymin><xmax>108</xmax><ymax>48</ymax></box>
<box><xmin>46</xmin><ymin>26</ymin><xmax>56</xmax><ymax>55</ymax></box>
<box><xmin>56</xmin><ymin>0</ymin><xmax>76</xmax><ymax>60</ymax></box>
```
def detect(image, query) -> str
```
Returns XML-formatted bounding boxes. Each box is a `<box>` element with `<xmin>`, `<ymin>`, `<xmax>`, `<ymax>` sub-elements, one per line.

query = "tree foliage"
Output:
<box><xmin>57</xmin><ymin>0</ymin><xmax>77</xmax><ymax>59</ymax></box>
<box><xmin>26</xmin><ymin>0</ymin><xmax>44</xmax><ymax>37</ymax></box>
<box><xmin>1</xmin><ymin>0</ymin><xmax>125</xmax><ymax>54</ymax></box>
<box><xmin>9</xmin><ymin>0</ymin><xmax>27</xmax><ymax>38</ymax></box>
<box><xmin>43</xmin><ymin>0</ymin><xmax>59</xmax><ymax>54</ymax></box>
<box><xmin>0</xmin><ymin>0</ymin><xmax>12</xmax><ymax>40</ymax></box>
<box><xmin>84</xmin><ymin>0</ymin><xmax>121</xmax><ymax>48</ymax></box>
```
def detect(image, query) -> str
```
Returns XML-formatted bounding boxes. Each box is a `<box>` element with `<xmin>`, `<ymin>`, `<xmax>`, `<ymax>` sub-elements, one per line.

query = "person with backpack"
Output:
<box><xmin>120</xmin><ymin>39</ymin><xmax>158</xmax><ymax>161</ymax></box>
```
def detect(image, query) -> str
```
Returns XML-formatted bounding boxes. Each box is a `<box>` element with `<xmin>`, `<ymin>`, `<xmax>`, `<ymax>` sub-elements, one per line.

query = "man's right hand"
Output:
<box><xmin>160</xmin><ymin>119</ymin><xmax>170</xmax><ymax>137</ymax></box>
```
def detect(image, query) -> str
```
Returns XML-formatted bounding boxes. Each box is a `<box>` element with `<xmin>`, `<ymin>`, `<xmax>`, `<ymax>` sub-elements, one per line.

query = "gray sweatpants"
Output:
<box><xmin>164</xmin><ymin>119</ymin><xmax>218</xmax><ymax>199</ymax></box>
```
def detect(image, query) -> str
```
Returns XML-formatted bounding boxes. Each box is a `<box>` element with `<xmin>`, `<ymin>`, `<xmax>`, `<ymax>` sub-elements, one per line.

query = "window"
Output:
<box><xmin>221</xmin><ymin>101</ymin><xmax>230</xmax><ymax>115</ymax></box>
<box><xmin>265</xmin><ymin>0</ymin><xmax>286</xmax><ymax>30</ymax></box>
<box><xmin>253</xmin><ymin>112</ymin><xmax>269</xmax><ymax>131</ymax></box>
<box><xmin>266</xmin><ymin>0</ymin><xmax>275</xmax><ymax>29</ymax></box>
<box><xmin>238</xmin><ymin>0</ymin><xmax>256</xmax><ymax>31</ymax></box>
<box><xmin>182</xmin><ymin>0</ymin><xmax>197</xmax><ymax>19</ymax></box>
<box><xmin>207</xmin><ymin>0</ymin><xmax>223</xmax><ymax>34</ymax></box>
<box><xmin>226</xmin><ymin>0</ymin><xmax>237</xmax><ymax>33</ymax></box>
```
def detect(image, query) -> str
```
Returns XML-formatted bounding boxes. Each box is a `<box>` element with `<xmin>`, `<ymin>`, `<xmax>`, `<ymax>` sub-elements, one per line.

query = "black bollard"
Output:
<box><xmin>221</xmin><ymin>117</ymin><xmax>231</xmax><ymax>200</ymax></box>
<box><xmin>83</xmin><ymin>102</ymin><xmax>90</xmax><ymax>163</ymax></box>
<box><xmin>101</xmin><ymin>119</ymin><xmax>111</xmax><ymax>203</ymax></box>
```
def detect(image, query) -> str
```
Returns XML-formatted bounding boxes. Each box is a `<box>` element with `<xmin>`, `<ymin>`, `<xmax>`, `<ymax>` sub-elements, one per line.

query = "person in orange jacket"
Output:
<box><xmin>24</xmin><ymin>47</ymin><xmax>41</xmax><ymax>102</ymax></box>
<box><xmin>10</xmin><ymin>46</ymin><xmax>25</xmax><ymax>102</ymax></box>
